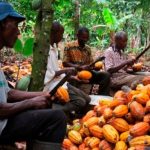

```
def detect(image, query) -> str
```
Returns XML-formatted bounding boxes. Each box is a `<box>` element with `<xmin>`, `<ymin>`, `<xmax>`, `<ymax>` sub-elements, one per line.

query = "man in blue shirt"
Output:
<box><xmin>0</xmin><ymin>2</ymin><xmax>66</xmax><ymax>150</ymax></box>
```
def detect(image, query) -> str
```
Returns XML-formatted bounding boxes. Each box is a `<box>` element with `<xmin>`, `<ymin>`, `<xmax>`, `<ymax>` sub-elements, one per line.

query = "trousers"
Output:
<box><xmin>0</xmin><ymin>109</ymin><xmax>66</xmax><ymax>144</ymax></box>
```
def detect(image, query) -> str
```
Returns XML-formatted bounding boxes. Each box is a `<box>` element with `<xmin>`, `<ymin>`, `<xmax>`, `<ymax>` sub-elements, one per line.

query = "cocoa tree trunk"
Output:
<box><xmin>73</xmin><ymin>0</ymin><xmax>80</xmax><ymax>39</ymax></box>
<box><xmin>29</xmin><ymin>0</ymin><xmax>55</xmax><ymax>91</ymax></box>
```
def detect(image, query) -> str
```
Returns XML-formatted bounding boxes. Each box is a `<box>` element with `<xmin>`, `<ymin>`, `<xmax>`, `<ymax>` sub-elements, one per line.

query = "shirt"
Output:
<box><xmin>104</xmin><ymin>46</ymin><xmax>128</xmax><ymax>72</ymax></box>
<box><xmin>63</xmin><ymin>40</ymin><xmax>93</xmax><ymax>65</ymax></box>
<box><xmin>44</xmin><ymin>44</ymin><xmax>67</xmax><ymax>92</ymax></box>
<box><xmin>0</xmin><ymin>63</ymin><xmax>10</xmax><ymax>135</ymax></box>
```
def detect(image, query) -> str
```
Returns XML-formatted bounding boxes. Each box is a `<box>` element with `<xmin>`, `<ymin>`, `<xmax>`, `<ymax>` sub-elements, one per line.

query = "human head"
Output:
<box><xmin>0</xmin><ymin>2</ymin><xmax>25</xmax><ymax>49</ymax></box>
<box><xmin>77</xmin><ymin>27</ymin><xmax>89</xmax><ymax>47</ymax></box>
<box><xmin>50</xmin><ymin>21</ymin><xmax>64</xmax><ymax>45</ymax></box>
<box><xmin>115</xmin><ymin>31</ymin><xmax>128</xmax><ymax>50</ymax></box>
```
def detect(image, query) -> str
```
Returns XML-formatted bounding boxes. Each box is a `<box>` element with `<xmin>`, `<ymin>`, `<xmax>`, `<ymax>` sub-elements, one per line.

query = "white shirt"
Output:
<box><xmin>44</xmin><ymin>44</ymin><xmax>67</xmax><ymax>92</ymax></box>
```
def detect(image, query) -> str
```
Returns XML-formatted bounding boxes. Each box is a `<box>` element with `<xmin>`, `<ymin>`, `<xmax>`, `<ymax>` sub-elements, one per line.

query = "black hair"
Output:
<box><xmin>77</xmin><ymin>27</ymin><xmax>89</xmax><ymax>35</ymax></box>
<box><xmin>51</xmin><ymin>21</ymin><xmax>64</xmax><ymax>32</ymax></box>
<box><xmin>115</xmin><ymin>31</ymin><xmax>127</xmax><ymax>40</ymax></box>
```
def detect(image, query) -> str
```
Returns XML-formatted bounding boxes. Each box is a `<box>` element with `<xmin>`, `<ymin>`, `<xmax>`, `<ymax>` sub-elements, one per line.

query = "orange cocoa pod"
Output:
<box><xmin>114</xmin><ymin>141</ymin><xmax>127</xmax><ymax>150</ymax></box>
<box><xmin>62</xmin><ymin>138</ymin><xmax>74</xmax><ymax>149</ymax></box>
<box><xmin>127</xmin><ymin>90</ymin><xmax>140</xmax><ymax>102</ymax></box>
<box><xmin>134</xmin><ymin>145</ymin><xmax>150</xmax><ymax>150</ymax></box>
<box><xmin>130</xmin><ymin>122</ymin><xmax>149</xmax><ymax>137</ymax></box>
<box><xmin>99</xmin><ymin>140</ymin><xmax>112</xmax><ymax>150</ymax></box>
<box><xmin>70</xmin><ymin>145</ymin><xmax>79</xmax><ymax>150</ymax></box>
<box><xmin>82</xmin><ymin>126</ymin><xmax>90</xmax><ymax>137</ymax></box>
<box><xmin>109</xmin><ymin>99</ymin><xmax>124</xmax><ymax>109</ymax></box>
<box><xmin>92</xmin><ymin>147</ymin><xmax>99</xmax><ymax>150</ymax></box>
<box><xmin>96</xmin><ymin>105</ymin><xmax>108</xmax><ymax>116</ymax></box>
<box><xmin>87</xmin><ymin>137</ymin><xmax>100</xmax><ymax>149</ymax></box>
<box><xmin>89</xmin><ymin>125</ymin><xmax>103</xmax><ymax>138</ymax></box>
<box><xmin>82</xmin><ymin>110</ymin><xmax>96</xmax><ymax>122</ymax></box>
<box><xmin>109</xmin><ymin>118</ymin><xmax>129</xmax><ymax>133</ymax></box>
<box><xmin>132</xmin><ymin>93</ymin><xmax>149</xmax><ymax>105</ymax></box>
<box><xmin>79</xmin><ymin>143</ymin><xmax>86</xmax><ymax>150</ymax></box>
<box><xmin>98</xmin><ymin>115</ymin><xmax>106</xmax><ymax>127</ymax></box>
<box><xmin>145</xmin><ymin>100</ymin><xmax>150</xmax><ymax>113</ymax></box>
<box><xmin>102</xmin><ymin>124</ymin><xmax>119</xmax><ymax>143</ymax></box>
<box><xmin>145</xmin><ymin>84</ymin><xmax>150</xmax><ymax>97</ymax></box>
<box><xmin>83</xmin><ymin>117</ymin><xmax>99</xmax><ymax>127</ymax></box>
<box><xmin>55</xmin><ymin>86</ymin><xmax>70</xmax><ymax>102</ymax></box>
<box><xmin>83</xmin><ymin>148</ymin><xmax>90</xmax><ymax>150</ymax></box>
<box><xmin>142</xmin><ymin>76</ymin><xmax>150</xmax><ymax>85</ymax></box>
<box><xmin>113</xmin><ymin>105</ymin><xmax>128</xmax><ymax>117</ymax></box>
<box><xmin>129</xmin><ymin>101</ymin><xmax>145</xmax><ymax>120</ymax></box>
<box><xmin>114</xmin><ymin>90</ymin><xmax>127</xmax><ymax>99</ymax></box>
<box><xmin>103</xmin><ymin>108</ymin><xmax>113</xmax><ymax>120</ymax></box>
<box><xmin>78</xmin><ymin>70</ymin><xmax>92</xmax><ymax>80</ymax></box>
<box><xmin>84</xmin><ymin>137</ymin><xmax>91</xmax><ymax>147</ymax></box>
<box><xmin>68</xmin><ymin>130</ymin><xmax>82</xmax><ymax>145</ymax></box>
<box><xmin>79</xmin><ymin>127</ymin><xmax>85</xmax><ymax>137</ymax></box>
<box><xmin>120</xmin><ymin>131</ymin><xmax>130</xmax><ymax>142</ymax></box>
<box><xmin>143</xmin><ymin>114</ymin><xmax>150</xmax><ymax>123</ymax></box>
<box><xmin>99</xmin><ymin>99</ymin><xmax>112</xmax><ymax>106</ymax></box>
<box><xmin>129</xmin><ymin>135</ymin><xmax>150</xmax><ymax>147</ymax></box>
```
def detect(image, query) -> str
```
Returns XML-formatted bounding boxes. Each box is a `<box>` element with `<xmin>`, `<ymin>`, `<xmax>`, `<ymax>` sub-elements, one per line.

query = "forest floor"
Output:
<box><xmin>1</xmin><ymin>47</ymin><xmax>150</xmax><ymax>88</ymax></box>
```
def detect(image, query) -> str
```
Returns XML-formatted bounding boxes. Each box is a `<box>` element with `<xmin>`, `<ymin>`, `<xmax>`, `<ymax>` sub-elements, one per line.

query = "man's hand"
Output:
<box><xmin>126</xmin><ymin>58</ymin><xmax>135</xmax><ymax>66</ymax></box>
<box><xmin>70</xmin><ymin>75</ymin><xmax>89</xmax><ymax>83</ymax></box>
<box><xmin>30</xmin><ymin>93</ymin><xmax>51</xmax><ymax>109</ymax></box>
<box><xmin>64</xmin><ymin>67</ymin><xmax>77</xmax><ymax>75</ymax></box>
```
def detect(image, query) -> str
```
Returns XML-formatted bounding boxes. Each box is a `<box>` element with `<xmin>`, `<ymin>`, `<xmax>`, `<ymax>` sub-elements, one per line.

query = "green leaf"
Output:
<box><xmin>22</xmin><ymin>38</ymin><xmax>34</xmax><ymax>56</ymax></box>
<box><xmin>102</xmin><ymin>8</ymin><xmax>117</xmax><ymax>30</ymax></box>
<box><xmin>13</xmin><ymin>39</ymin><xmax>23</xmax><ymax>53</ymax></box>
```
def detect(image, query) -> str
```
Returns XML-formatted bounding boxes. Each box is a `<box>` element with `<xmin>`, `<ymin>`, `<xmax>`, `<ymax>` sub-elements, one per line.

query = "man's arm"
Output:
<box><xmin>7</xmin><ymin>89</ymin><xmax>47</xmax><ymax>103</ymax></box>
<box><xmin>107</xmin><ymin>59</ymin><xmax>134</xmax><ymax>74</ymax></box>
<box><xmin>55</xmin><ymin>68</ymin><xmax>76</xmax><ymax>77</ymax></box>
<box><xmin>0</xmin><ymin>94</ymin><xmax>50</xmax><ymax>119</ymax></box>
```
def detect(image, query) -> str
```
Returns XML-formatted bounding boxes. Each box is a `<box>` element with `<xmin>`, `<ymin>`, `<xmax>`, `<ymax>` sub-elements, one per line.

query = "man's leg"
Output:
<box><xmin>90</xmin><ymin>71</ymin><xmax>110</xmax><ymax>95</ymax></box>
<box><xmin>0</xmin><ymin>109</ymin><xmax>66</xmax><ymax>144</ymax></box>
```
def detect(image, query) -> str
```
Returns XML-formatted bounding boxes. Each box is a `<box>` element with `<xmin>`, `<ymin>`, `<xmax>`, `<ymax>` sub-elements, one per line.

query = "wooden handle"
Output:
<box><xmin>135</xmin><ymin>43</ymin><xmax>150</xmax><ymax>61</ymax></box>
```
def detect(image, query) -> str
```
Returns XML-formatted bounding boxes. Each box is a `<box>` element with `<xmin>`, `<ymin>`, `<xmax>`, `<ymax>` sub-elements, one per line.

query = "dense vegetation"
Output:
<box><xmin>8</xmin><ymin>0</ymin><xmax>150</xmax><ymax>52</ymax></box>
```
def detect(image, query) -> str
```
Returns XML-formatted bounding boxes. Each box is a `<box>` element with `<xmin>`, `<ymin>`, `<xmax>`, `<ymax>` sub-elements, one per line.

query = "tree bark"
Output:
<box><xmin>73</xmin><ymin>0</ymin><xmax>80</xmax><ymax>39</ymax></box>
<box><xmin>29</xmin><ymin>0</ymin><xmax>55</xmax><ymax>91</ymax></box>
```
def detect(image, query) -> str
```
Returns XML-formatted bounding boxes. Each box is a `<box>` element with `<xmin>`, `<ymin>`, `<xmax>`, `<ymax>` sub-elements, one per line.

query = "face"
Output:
<box><xmin>77</xmin><ymin>31</ymin><xmax>89</xmax><ymax>46</ymax></box>
<box><xmin>115</xmin><ymin>36</ymin><xmax>128</xmax><ymax>50</ymax></box>
<box><xmin>53</xmin><ymin>27</ymin><xmax>64</xmax><ymax>44</ymax></box>
<box><xmin>1</xmin><ymin>17</ymin><xmax>20</xmax><ymax>48</ymax></box>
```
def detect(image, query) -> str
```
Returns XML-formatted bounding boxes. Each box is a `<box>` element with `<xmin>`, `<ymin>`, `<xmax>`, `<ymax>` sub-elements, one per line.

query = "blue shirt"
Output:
<box><xmin>0</xmin><ymin>63</ymin><xmax>10</xmax><ymax>135</ymax></box>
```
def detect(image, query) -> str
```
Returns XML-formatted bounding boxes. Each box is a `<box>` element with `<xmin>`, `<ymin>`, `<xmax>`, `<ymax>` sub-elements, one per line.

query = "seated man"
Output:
<box><xmin>44</xmin><ymin>22</ymin><xmax>91</xmax><ymax>119</ymax></box>
<box><xmin>104</xmin><ymin>31</ymin><xmax>147</xmax><ymax>90</ymax></box>
<box><xmin>0</xmin><ymin>2</ymin><xmax>66</xmax><ymax>150</ymax></box>
<box><xmin>63</xmin><ymin>27</ymin><xmax>110</xmax><ymax>95</ymax></box>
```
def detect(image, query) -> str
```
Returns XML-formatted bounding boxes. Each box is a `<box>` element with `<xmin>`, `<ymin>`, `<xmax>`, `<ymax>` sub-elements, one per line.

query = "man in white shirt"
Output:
<box><xmin>44</xmin><ymin>21</ymin><xmax>91</xmax><ymax>119</ymax></box>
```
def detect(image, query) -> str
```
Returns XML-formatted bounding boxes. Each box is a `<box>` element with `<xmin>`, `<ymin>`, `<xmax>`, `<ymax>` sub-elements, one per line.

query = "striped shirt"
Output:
<box><xmin>104</xmin><ymin>46</ymin><xmax>128</xmax><ymax>72</ymax></box>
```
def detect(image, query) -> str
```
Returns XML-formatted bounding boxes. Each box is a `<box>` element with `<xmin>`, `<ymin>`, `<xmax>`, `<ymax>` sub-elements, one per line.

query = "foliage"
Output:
<box><xmin>13</xmin><ymin>38</ymin><xmax>34</xmax><ymax>56</ymax></box>
<box><xmin>7</xmin><ymin>0</ymin><xmax>150</xmax><ymax>50</ymax></box>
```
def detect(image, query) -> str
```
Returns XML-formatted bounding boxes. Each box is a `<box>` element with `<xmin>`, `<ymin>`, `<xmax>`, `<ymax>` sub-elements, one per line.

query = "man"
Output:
<box><xmin>0</xmin><ymin>2</ymin><xmax>66</xmax><ymax>150</ymax></box>
<box><xmin>104</xmin><ymin>31</ymin><xmax>146</xmax><ymax>90</ymax></box>
<box><xmin>63</xmin><ymin>27</ymin><xmax>110</xmax><ymax>95</ymax></box>
<box><xmin>44</xmin><ymin>22</ymin><xmax>91</xmax><ymax>120</ymax></box>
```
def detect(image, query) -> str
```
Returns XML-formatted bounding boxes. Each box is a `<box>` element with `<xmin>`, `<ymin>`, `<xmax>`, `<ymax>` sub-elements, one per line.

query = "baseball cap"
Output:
<box><xmin>0</xmin><ymin>2</ymin><xmax>25</xmax><ymax>22</ymax></box>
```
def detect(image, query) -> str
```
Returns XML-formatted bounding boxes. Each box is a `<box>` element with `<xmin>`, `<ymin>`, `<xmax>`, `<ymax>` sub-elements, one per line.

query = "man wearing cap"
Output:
<box><xmin>0</xmin><ymin>2</ymin><xmax>66</xmax><ymax>150</ymax></box>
